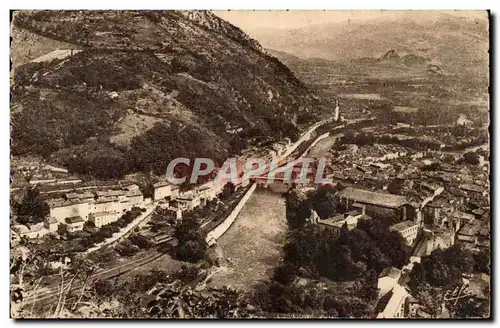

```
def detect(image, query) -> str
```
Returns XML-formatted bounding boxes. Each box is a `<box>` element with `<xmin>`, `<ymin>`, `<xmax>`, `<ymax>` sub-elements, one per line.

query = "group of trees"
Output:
<box><xmin>285</xmin><ymin>184</ymin><xmax>345</xmax><ymax>228</ymax></box>
<box><xmin>409</xmin><ymin>246</ymin><xmax>489</xmax><ymax>290</ymax></box>
<box><xmin>254</xmin><ymin>219</ymin><xmax>398</xmax><ymax>317</ymax></box>
<box><xmin>254</xmin><ymin>268</ymin><xmax>378</xmax><ymax>318</ymax></box>
<box><xmin>84</xmin><ymin>265</ymin><xmax>254</xmax><ymax>318</ymax></box>
<box><xmin>12</xmin><ymin>89</ymin><xmax>121</xmax><ymax>159</ymax></box>
<box><xmin>116</xmin><ymin>234</ymin><xmax>153</xmax><ymax>257</ymax></box>
<box><xmin>13</xmin><ymin>187</ymin><xmax>50</xmax><ymax>225</ymax></box>
<box><xmin>309</xmin><ymin>184</ymin><xmax>345</xmax><ymax>219</ymax></box>
<box><xmin>256</xmin><ymin>187</ymin><xmax>412</xmax><ymax>317</ymax></box>
<box><xmin>174</xmin><ymin>217</ymin><xmax>208</xmax><ymax>262</ymax></box>
<box><xmin>63</xmin><ymin>142</ymin><xmax>131</xmax><ymax>179</ymax></box>
<box><xmin>129</xmin><ymin>121</ymin><xmax>227</xmax><ymax>176</ymax></box>
<box><xmin>461</xmin><ymin>151</ymin><xmax>481</xmax><ymax>165</ymax></box>
<box><xmin>220</xmin><ymin>182</ymin><xmax>236</xmax><ymax>200</ymax></box>
<box><xmin>408</xmin><ymin>245</ymin><xmax>490</xmax><ymax>318</ymax></box>
<box><xmin>285</xmin><ymin>190</ymin><xmax>312</xmax><ymax>229</ymax></box>
<box><xmin>283</xmin><ymin>218</ymin><xmax>411</xmax><ymax>281</ymax></box>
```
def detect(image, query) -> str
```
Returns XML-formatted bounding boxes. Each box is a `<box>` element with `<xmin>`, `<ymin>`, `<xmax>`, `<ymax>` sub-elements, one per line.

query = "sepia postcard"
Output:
<box><xmin>10</xmin><ymin>10</ymin><xmax>490</xmax><ymax>319</ymax></box>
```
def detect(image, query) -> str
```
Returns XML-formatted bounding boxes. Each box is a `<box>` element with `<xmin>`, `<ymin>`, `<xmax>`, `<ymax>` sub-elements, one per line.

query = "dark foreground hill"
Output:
<box><xmin>11</xmin><ymin>10</ymin><xmax>328</xmax><ymax>179</ymax></box>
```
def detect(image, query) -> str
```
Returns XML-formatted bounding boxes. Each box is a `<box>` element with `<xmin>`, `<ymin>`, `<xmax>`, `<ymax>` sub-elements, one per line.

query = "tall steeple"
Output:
<box><xmin>333</xmin><ymin>98</ymin><xmax>340</xmax><ymax>122</ymax></box>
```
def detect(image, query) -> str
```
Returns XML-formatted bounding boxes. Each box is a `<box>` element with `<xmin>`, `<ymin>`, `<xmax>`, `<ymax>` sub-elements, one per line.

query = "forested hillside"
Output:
<box><xmin>11</xmin><ymin>10</ymin><xmax>329</xmax><ymax>179</ymax></box>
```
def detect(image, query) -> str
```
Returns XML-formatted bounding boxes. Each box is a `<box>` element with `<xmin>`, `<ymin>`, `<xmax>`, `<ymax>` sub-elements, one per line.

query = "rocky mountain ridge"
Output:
<box><xmin>11</xmin><ymin>10</ymin><xmax>328</xmax><ymax>179</ymax></box>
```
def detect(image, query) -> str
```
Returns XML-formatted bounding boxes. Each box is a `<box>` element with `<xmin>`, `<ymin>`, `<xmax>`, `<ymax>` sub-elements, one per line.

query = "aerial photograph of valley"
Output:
<box><xmin>10</xmin><ymin>10</ymin><xmax>490</xmax><ymax>319</ymax></box>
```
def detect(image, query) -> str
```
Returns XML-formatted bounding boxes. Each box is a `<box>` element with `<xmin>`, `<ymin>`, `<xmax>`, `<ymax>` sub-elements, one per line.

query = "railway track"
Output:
<box><xmin>24</xmin><ymin>250</ymin><xmax>166</xmax><ymax>308</ymax></box>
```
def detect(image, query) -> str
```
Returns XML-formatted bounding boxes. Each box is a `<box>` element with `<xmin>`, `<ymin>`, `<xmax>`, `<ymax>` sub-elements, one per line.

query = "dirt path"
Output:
<box><xmin>207</xmin><ymin>190</ymin><xmax>287</xmax><ymax>290</ymax></box>
<box><xmin>307</xmin><ymin>135</ymin><xmax>339</xmax><ymax>158</ymax></box>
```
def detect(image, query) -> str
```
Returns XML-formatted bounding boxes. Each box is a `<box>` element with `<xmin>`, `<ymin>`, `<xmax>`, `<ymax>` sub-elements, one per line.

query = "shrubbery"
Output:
<box><xmin>14</xmin><ymin>187</ymin><xmax>50</xmax><ymax>225</ymax></box>
<box><xmin>256</xmin><ymin>190</ymin><xmax>412</xmax><ymax>317</ymax></box>
<box><xmin>174</xmin><ymin>217</ymin><xmax>207</xmax><ymax>262</ymax></box>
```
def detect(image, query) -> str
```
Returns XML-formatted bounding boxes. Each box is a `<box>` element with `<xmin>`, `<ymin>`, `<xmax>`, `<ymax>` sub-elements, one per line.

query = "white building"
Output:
<box><xmin>390</xmin><ymin>220</ymin><xmax>420</xmax><ymax>245</ymax></box>
<box><xmin>64</xmin><ymin>216</ymin><xmax>84</xmax><ymax>232</ymax></box>
<box><xmin>376</xmin><ymin>284</ymin><xmax>409</xmax><ymax>318</ymax></box>
<box><xmin>89</xmin><ymin>211</ymin><xmax>121</xmax><ymax>228</ymax></box>
<box><xmin>12</xmin><ymin>223</ymin><xmax>48</xmax><ymax>239</ymax></box>
<box><xmin>153</xmin><ymin>181</ymin><xmax>172</xmax><ymax>201</ymax></box>
<box><xmin>378</xmin><ymin>267</ymin><xmax>402</xmax><ymax>297</ymax></box>
<box><xmin>176</xmin><ymin>196</ymin><xmax>201</xmax><ymax>211</ymax></box>
<box><xmin>126</xmin><ymin>189</ymin><xmax>144</xmax><ymax>206</ymax></box>
<box><xmin>44</xmin><ymin>217</ymin><xmax>59</xmax><ymax>232</ymax></box>
<box><xmin>48</xmin><ymin>199</ymin><xmax>91</xmax><ymax>223</ymax></box>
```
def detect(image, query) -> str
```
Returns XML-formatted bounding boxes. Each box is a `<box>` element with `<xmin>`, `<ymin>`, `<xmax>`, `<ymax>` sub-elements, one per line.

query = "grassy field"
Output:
<box><xmin>207</xmin><ymin>190</ymin><xmax>287</xmax><ymax>291</ymax></box>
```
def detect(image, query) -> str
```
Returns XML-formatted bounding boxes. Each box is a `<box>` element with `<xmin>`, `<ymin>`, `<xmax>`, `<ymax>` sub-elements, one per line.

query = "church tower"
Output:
<box><xmin>333</xmin><ymin>98</ymin><xmax>341</xmax><ymax>122</ymax></box>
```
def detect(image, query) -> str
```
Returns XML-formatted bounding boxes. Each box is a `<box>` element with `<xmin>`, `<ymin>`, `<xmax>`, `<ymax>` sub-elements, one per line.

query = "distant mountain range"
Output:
<box><xmin>251</xmin><ymin>12</ymin><xmax>489</xmax><ymax>78</ymax></box>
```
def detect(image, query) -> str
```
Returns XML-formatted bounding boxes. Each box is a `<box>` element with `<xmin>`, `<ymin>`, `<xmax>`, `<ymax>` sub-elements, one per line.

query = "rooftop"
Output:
<box><xmin>321</xmin><ymin>214</ymin><xmax>345</xmax><ymax>225</ymax></box>
<box><xmin>460</xmin><ymin>184</ymin><xmax>484</xmax><ymax>193</ymax></box>
<box><xmin>390</xmin><ymin>220</ymin><xmax>418</xmax><ymax>232</ymax></box>
<box><xmin>458</xmin><ymin>222</ymin><xmax>479</xmax><ymax>236</ymax></box>
<box><xmin>95</xmin><ymin>196</ymin><xmax>120</xmax><ymax>204</ymax></box>
<box><xmin>65</xmin><ymin>191</ymin><xmax>94</xmax><ymax>200</ymax></box>
<box><xmin>96</xmin><ymin>190</ymin><xmax>125</xmax><ymax>197</ymax></box>
<box><xmin>90</xmin><ymin>211</ymin><xmax>121</xmax><ymax>217</ymax></box>
<box><xmin>153</xmin><ymin>181</ymin><xmax>170</xmax><ymax>188</ymax></box>
<box><xmin>125</xmin><ymin>189</ymin><xmax>143</xmax><ymax>197</ymax></box>
<box><xmin>337</xmin><ymin>187</ymin><xmax>408</xmax><ymax>209</ymax></box>
<box><xmin>377</xmin><ymin>284</ymin><xmax>408</xmax><ymax>318</ymax></box>
<box><xmin>125</xmin><ymin>184</ymin><xmax>140</xmax><ymax>191</ymax></box>
<box><xmin>451</xmin><ymin>211</ymin><xmax>475</xmax><ymax>222</ymax></box>
<box><xmin>65</xmin><ymin>216</ymin><xmax>84</xmax><ymax>224</ymax></box>
<box><xmin>47</xmin><ymin>198</ymin><xmax>88</xmax><ymax>208</ymax></box>
<box><xmin>13</xmin><ymin>222</ymin><xmax>45</xmax><ymax>233</ymax></box>
<box><xmin>45</xmin><ymin>217</ymin><xmax>58</xmax><ymax>224</ymax></box>
<box><xmin>379</xmin><ymin>267</ymin><xmax>402</xmax><ymax>280</ymax></box>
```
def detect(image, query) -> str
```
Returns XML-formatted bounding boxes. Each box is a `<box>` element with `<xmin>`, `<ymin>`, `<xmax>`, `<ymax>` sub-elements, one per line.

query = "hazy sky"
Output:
<box><xmin>214</xmin><ymin>10</ymin><xmax>488</xmax><ymax>32</ymax></box>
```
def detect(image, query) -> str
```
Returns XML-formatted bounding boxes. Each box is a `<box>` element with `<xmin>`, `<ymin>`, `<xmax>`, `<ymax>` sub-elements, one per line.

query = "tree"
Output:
<box><xmin>94</xmin><ymin>279</ymin><xmax>117</xmax><ymax>299</ymax></box>
<box><xmin>387</xmin><ymin>179</ymin><xmax>404</xmax><ymax>195</ymax></box>
<box><xmin>449</xmin><ymin>296</ymin><xmax>490</xmax><ymax>318</ymax></box>
<box><xmin>285</xmin><ymin>190</ymin><xmax>311</xmax><ymax>229</ymax></box>
<box><xmin>129</xmin><ymin>234</ymin><xmax>153</xmax><ymax>250</ymax></box>
<box><xmin>177</xmin><ymin>240</ymin><xmax>206</xmax><ymax>262</ymax></box>
<box><xmin>463</xmin><ymin>152</ymin><xmax>480</xmax><ymax>165</ymax></box>
<box><xmin>116</xmin><ymin>241</ymin><xmax>139</xmax><ymax>257</ymax></box>
<box><xmin>310</xmin><ymin>185</ymin><xmax>338</xmax><ymax>219</ymax></box>
<box><xmin>272</xmin><ymin>262</ymin><xmax>298</xmax><ymax>285</ymax></box>
<box><xmin>473</xmin><ymin>248</ymin><xmax>490</xmax><ymax>274</ymax></box>
<box><xmin>359</xmin><ymin>269</ymin><xmax>379</xmax><ymax>300</ymax></box>
<box><xmin>15</xmin><ymin>187</ymin><xmax>50</xmax><ymax>224</ymax></box>
<box><xmin>412</xmin><ymin>283</ymin><xmax>444</xmax><ymax>318</ymax></box>
<box><xmin>221</xmin><ymin>182</ymin><xmax>236</xmax><ymax>200</ymax></box>
<box><xmin>442</xmin><ymin>245</ymin><xmax>475</xmax><ymax>275</ymax></box>
<box><xmin>174</xmin><ymin>217</ymin><xmax>207</xmax><ymax>262</ymax></box>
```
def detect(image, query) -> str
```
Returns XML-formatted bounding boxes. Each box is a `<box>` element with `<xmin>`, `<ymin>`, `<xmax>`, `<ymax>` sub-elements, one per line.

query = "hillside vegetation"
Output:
<box><xmin>11</xmin><ymin>10</ymin><xmax>328</xmax><ymax>179</ymax></box>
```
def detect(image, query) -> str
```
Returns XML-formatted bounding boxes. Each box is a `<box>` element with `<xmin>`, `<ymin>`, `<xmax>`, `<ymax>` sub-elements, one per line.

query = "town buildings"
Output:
<box><xmin>378</xmin><ymin>267</ymin><xmax>402</xmax><ymax>297</ymax></box>
<box><xmin>316</xmin><ymin>209</ymin><xmax>366</xmax><ymax>230</ymax></box>
<box><xmin>89</xmin><ymin>211</ymin><xmax>122</xmax><ymax>228</ymax></box>
<box><xmin>376</xmin><ymin>284</ymin><xmax>409</xmax><ymax>318</ymax></box>
<box><xmin>64</xmin><ymin>216</ymin><xmax>85</xmax><ymax>232</ymax></box>
<box><xmin>336</xmin><ymin>187</ymin><xmax>413</xmax><ymax>222</ymax></box>
<box><xmin>390</xmin><ymin>220</ymin><xmax>420</xmax><ymax>245</ymax></box>
<box><xmin>153</xmin><ymin>181</ymin><xmax>172</xmax><ymax>201</ymax></box>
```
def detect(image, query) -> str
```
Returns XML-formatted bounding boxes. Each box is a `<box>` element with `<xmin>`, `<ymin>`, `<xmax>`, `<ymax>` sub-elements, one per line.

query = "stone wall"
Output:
<box><xmin>205</xmin><ymin>183</ymin><xmax>257</xmax><ymax>246</ymax></box>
